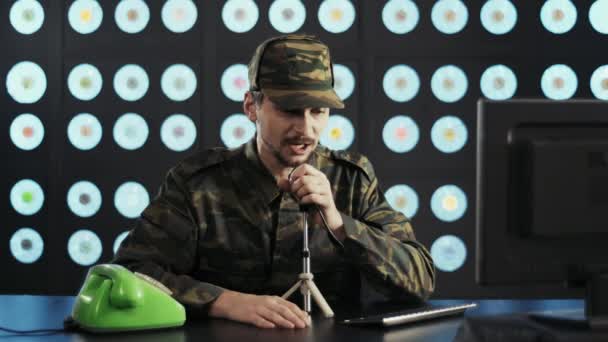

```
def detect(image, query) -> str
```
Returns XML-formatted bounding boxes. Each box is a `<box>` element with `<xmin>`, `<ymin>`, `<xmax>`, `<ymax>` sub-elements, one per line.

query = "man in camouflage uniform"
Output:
<box><xmin>113</xmin><ymin>34</ymin><xmax>435</xmax><ymax>329</ymax></box>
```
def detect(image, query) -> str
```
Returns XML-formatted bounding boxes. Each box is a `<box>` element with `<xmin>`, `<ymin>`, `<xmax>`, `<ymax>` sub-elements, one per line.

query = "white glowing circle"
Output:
<box><xmin>480</xmin><ymin>64</ymin><xmax>517</xmax><ymax>100</ymax></box>
<box><xmin>10</xmin><ymin>0</ymin><xmax>45</xmax><ymax>35</ymax></box>
<box><xmin>10</xmin><ymin>228</ymin><xmax>44</xmax><ymax>264</ymax></box>
<box><xmin>220</xmin><ymin>114</ymin><xmax>256</xmax><ymax>148</ymax></box>
<box><xmin>431</xmin><ymin>116</ymin><xmax>468</xmax><ymax>153</ymax></box>
<box><xmin>318</xmin><ymin>0</ymin><xmax>356</xmax><ymax>34</ymax></box>
<box><xmin>161</xmin><ymin>114</ymin><xmax>197</xmax><ymax>152</ymax></box>
<box><xmin>382</xmin><ymin>115</ymin><xmax>419</xmax><ymax>153</ymax></box>
<box><xmin>68</xmin><ymin>0</ymin><xmax>103</xmax><ymax>34</ymax></box>
<box><xmin>590</xmin><ymin>65</ymin><xmax>608</xmax><ymax>100</ymax></box>
<box><xmin>431</xmin><ymin>0</ymin><xmax>468</xmax><ymax>34</ymax></box>
<box><xmin>382</xmin><ymin>0</ymin><xmax>419</xmax><ymax>35</ymax></box>
<box><xmin>332</xmin><ymin>64</ymin><xmax>355</xmax><ymax>101</ymax></box>
<box><xmin>68</xmin><ymin>229</ymin><xmax>102</xmax><ymax>266</ymax></box>
<box><xmin>67</xmin><ymin>63</ymin><xmax>103</xmax><ymax>101</ymax></box>
<box><xmin>540</xmin><ymin>0</ymin><xmax>577</xmax><ymax>34</ymax></box>
<box><xmin>67</xmin><ymin>113</ymin><xmax>103</xmax><ymax>150</ymax></box>
<box><xmin>115</xmin><ymin>0</ymin><xmax>150</xmax><ymax>34</ymax></box>
<box><xmin>320</xmin><ymin>114</ymin><xmax>354</xmax><ymax>151</ymax></box>
<box><xmin>480</xmin><ymin>0</ymin><xmax>517</xmax><ymax>35</ymax></box>
<box><xmin>589</xmin><ymin>0</ymin><xmax>608</xmax><ymax>34</ymax></box>
<box><xmin>113</xmin><ymin>231</ymin><xmax>130</xmax><ymax>254</ymax></box>
<box><xmin>161</xmin><ymin>0</ymin><xmax>198</xmax><ymax>33</ymax></box>
<box><xmin>222</xmin><ymin>0</ymin><xmax>259</xmax><ymax>33</ymax></box>
<box><xmin>113</xmin><ymin>113</ymin><xmax>149</xmax><ymax>150</ymax></box>
<box><xmin>221</xmin><ymin>64</ymin><xmax>249</xmax><ymax>102</ymax></box>
<box><xmin>6</xmin><ymin>61</ymin><xmax>47</xmax><ymax>104</ymax></box>
<box><xmin>385</xmin><ymin>184</ymin><xmax>419</xmax><ymax>218</ymax></box>
<box><xmin>383</xmin><ymin>64</ymin><xmax>420</xmax><ymax>103</ymax></box>
<box><xmin>541</xmin><ymin>64</ymin><xmax>578</xmax><ymax>100</ymax></box>
<box><xmin>10</xmin><ymin>113</ymin><xmax>44</xmax><ymax>151</ymax></box>
<box><xmin>114</xmin><ymin>181</ymin><xmax>149</xmax><ymax>219</ymax></box>
<box><xmin>431</xmin><ymin>65</ymin><xmax>468</xmax><ymax>103</ymax></box>
<box><xmin>431</xmin><ymin>184</ymin><xmax>467</xmax><ymax>222</ymax></box>
<box><xmin>431</xmin><ymin>235</ymin><xmax>467</xmax><ymax>272</ymax></box>
<box><xmin>269</xmin><ymin>0</ymin><xmax>306</xmax><ymax>33</ymax></box>
<box><xmin>161</xmin><ymin>64</ymin><xmax>197</xmax><ymax>102</ymax></box>
<box><xmin>10</xmin><ymin>179</ymin><xmax>44</xmax><ymax>216</ymax></box>
<box><xmin>67</xmin><ymin>181</ymin><xmax>102</xmax><ymax>218</ymax></box>
<box><xmin>113</xmin><ymin>64</ymin><xmax>149</xmax><ymax>101</ymax></box>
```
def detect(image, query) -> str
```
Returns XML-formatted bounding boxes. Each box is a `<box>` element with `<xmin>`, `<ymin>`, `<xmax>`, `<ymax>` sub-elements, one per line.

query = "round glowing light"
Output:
<box><xmin>10</xmin><ymin>179</ymin><xmax>44</xmax><ymax>216</ymax></box>
<box><xmin>113</xmin><ymin>64</ymin><xmax>149</xmax><ymax>102</ymax></box>
<box><xmin>220</xmin><ymin>114</ymin><xmax>256</xmax><ymax>149</ymax></box>
<box><xmin>68</xmin><ymin>0</ymin><xmax>103</xmax><ymax>34</ymax></box>
<box><xmin>67</xmin><ymin>113</ymin><xmax>103</xmax><ymax>150</ymax></box>
<box><xmin>431</xmin><ymin>65</ymin><xmax>468</xmax><ymax>103</ymax></box>
<box><xmin>541</xmin><ymin>64</ymin><xmax>578</xmax><ymax>100</ymax></box>
<box><xmin>333</xmin><ymin>64</ymin><xmax>355</xmax><ymax>101</ymax></box>
<box><xmin>67</xmin><ymin>63</ymin><xmax>103</xmax><ymax>101</ymax></box>
<box><xmin>113</xmin><ymin>231</ymin><xmax>130</xmax><ymax>254</ymax></box>
<box><xmin>480</xmin><ymin>64</ymin><xmax>517</xmax><ymax>100</ymax></box>
<box><xmin>431</xmin><ymin>184</ymin><xmax>467</xmax><ymax>222</ymax></box>
<box><xmin>114</xmin><ymin>181</ymin><xmax>149</xmax><ymax>219</ymax></box>
<box><xmin>589</xmin><ymin>0</ymin><xmax>608</xmax><ymax>34</ymax></box>
<box><xmin>431</xmin><ymin>116</ymin><xmax>468</xmax><ymax>153</ymax></box>
<box><xmin>10</xmin><ymin>0</ymin><xmax>45</xmax><ymax>35</ymax></box>
<box><xmin>113</xmin><ymin>113</ymin><xmax>149</xmax><ymax>150</ymax></box>
<box><xmin>6</xmin><ymin>61</ymin><xmax>47</xmax><ymax>104</ymax></box>
<box><xmin>383</xmin><ymin>64</ymin><xmax>420</xmax><ymax>103</ymax></box>
<box><xmin>269</xmin><ymin>0</ymin><xmax>306</xmax><ymax>33</ymax></box>
<box><xmin>382</xmin><ymin>115</ymin><xmax>419</xmax><ymax>153</ymax></box>
<box><xmin>221</xmin><ymin>64</ymin><xmax>249</xmax><ymax>102</ymax></box>
<box><xmin>431</xmin><ymin>235</ymin><xmax>467</xmax><ymax>272</ymax></box>
<box><xmin>385</xmin><ymin>184</ymin><xmax>419</xmax><ymax>218</ymax></box>
<box><xmin>10</xmin><ymin>113</ymin><xmax>44</xmax><ymax>151</ymax></box>
<box><xmin>320</xmin><ymin>114</ymin><xmax>354</xmax><ymax>151</ymax></box>
<box><xmin>161</xmin><ymin>0</ymin><xmax>197</xmax><ymax>33</ymax></box>
<box><xmin>115</xmin><ymin>0</ymin><xmax>150</xmax><ymax>34</ymax></box>
<box><xmin>160</xmin><ymin>114</ymin><xmax>197</xmax><ymax>152</ymax></box>
<box><xmin>431</xmin><ymin>0</ymin><xmax>468</xmax><ymax>34</ymax></box>
<box><xmin>67</xmin><ymin>181</ymin><xmax>102</xmax><ymax>218</ymax></box>
<box><xmin>480</xmin><ymin>0</ymin><xmax>517</xmax><ymax>35</ymax></box>
<box><xmin>222</xmin><ymin>0</ymin><xmax>259</xmax><ymax>33</ymax></box>
<box><xmin>68</xmin><ymin>229</ymin><xmax>102</xmax><ymax>266</ymax></box>
<box><xmin>318</xmin><ymin>0</ymin><xmax>356</xmax><ymax>34</ymax></box>
<box><xmin>382</xmin><ymin>0</ymin><xmax>419</xmax><ymax>35</ymax></box>
<box><xmin>10</xmin><ymin>228</ymin><xmax>44</xmax><ymax>264</ymax></box>
<box><xmin>161</xmin><ymin>64</ymin><xmax>197</xmax><ymax>102</ymax></box>
<box><xmin>590</xmin><ymin>65</ymin><xmax>608</xmax><ymax>100</ymax></box>
<box><xmin>540</xmin><ymin>0</ymin><xmax>577</xmax><ymax>34</ymax></box>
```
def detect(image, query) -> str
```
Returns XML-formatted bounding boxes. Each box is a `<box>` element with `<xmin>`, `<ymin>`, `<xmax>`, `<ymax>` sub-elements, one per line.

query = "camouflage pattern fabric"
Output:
<box><xmin>112</xmin><ymin>138</ymin><xmax>436</xmax><ymax>314</ymax></box>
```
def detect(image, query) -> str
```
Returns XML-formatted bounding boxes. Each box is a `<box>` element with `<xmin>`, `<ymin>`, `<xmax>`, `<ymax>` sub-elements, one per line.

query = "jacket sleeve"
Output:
<box><xmin>111</xmin><ymin>165</ymin><xmax>225</xmax><ymax>315</ymax></box>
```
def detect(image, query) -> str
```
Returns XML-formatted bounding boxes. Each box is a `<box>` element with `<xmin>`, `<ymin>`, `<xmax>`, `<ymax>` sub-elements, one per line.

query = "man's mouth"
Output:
<box><xmin>287</xmin><ymin>142</ymin><xmax>312</xmax><ymax>155</ymax></box>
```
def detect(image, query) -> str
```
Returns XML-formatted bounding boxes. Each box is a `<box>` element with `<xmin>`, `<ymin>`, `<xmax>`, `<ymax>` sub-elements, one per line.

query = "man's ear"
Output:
<box><xmin>243</xmin><ymin>91</ymin><xmax>257</xmax><ymax>122</ymax></box>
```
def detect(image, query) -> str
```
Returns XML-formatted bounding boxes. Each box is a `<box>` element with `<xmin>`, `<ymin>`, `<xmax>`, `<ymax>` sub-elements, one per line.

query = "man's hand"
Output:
<box><xmin>208</xmin><ymin>290</ymin><xmax>310</xmax><ymax>329</ymax></box>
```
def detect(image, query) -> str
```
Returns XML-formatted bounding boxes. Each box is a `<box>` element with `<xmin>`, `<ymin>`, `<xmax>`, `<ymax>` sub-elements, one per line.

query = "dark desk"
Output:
<box><xmin>0</xmin><ymin>295</ymin><xmax>596</xmax><ymax>341</ymax></box>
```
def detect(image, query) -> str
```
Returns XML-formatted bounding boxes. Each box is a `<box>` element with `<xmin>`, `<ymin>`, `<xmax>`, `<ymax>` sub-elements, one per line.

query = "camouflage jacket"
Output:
<box><xmin>112</xmin><ymin>138</ymin><xmax>435</xmax><ymax>313</ymax></box>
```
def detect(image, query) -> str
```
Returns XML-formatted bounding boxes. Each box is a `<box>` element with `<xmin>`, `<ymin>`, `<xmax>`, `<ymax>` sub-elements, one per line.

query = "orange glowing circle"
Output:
<box><xmin>602</xmin><ymin>78</ymin><xmax>608</xmax><ymax>90</ymax></box>
<box><xmin>22</xmin><ymin>126</ymin><xmax>34</xmax><ymax>138</ymax></box>
<box><xmin>552</xmin><ymin>9</ymin><xmax>564</xmax><ymax>22</ymax></box>
<box><xmin>442</xmin><ymin>195</ymin><xmax>458</xmax><ymax>211</ymax></box>
<box><xmin>444</xmin><ymin>9</ymin><xmax>456</xmax><ymax>22</ymax></box>
<box><xmin>395</xmin><ymin>127</ymin><xmax>408</xmax><ymax>140</ymax></box>
<box><xmin>80</xmin><ymin>125</ymin><xmax>93</xmax><ymax>137</ymax></box>
<box><xmin>553</xmin><ymin>77</ymin><xmax>565</xmax><ymax>89</ymax></box>
<box><xmin>492</xmin><ymin>10</ymin><xmax>504</xmax><ymax>23</ymax></box>
<box><xmin>443</xmin><ymin>128</ymin><xmax>456</xmax><ymax>142</ymax></box>
<box><xmin>80</xmin><ymin>9</ymin><xmax>93</xmax><ymax>22</ymax></box>
<box><xmin>330</xmin><ymin>8</ymin><xmax>343</xmax><ymax>22</ymax></box>
<box><xmin>396</xmin><ymin>9</ymin><xmax>407</xmax><ymax>22</ymax></box>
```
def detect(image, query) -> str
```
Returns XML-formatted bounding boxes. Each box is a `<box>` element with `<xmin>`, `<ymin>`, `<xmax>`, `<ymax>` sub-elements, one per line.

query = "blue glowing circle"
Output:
<box><xmin>431</xmin><ymin>0</ymin><xmax>468</xmax><ymax>34</ymax></box>
<box><xmin>6</xmin><ymin>61</ymin><xmax>47</xmax><ymax>104</ymax></box>
<box><xmin>221</xmin><ymin>64</ymin><xmax>249</xmax><ymax>102</ymax></box>
<box><xmin>161</xmin><ymin>0</ymin><xmax>197</xmax><ymax>33</ymax></box>
<box><xmin>67</xmin><ymin>181</ymin><xmax>102</xmax><ymax>218</ymax></box>
<box><xmin>67</xmin><ymin>63</ymin><xmax>102</xmax><ymax>101</ymax></box>
<box><xmin>269</xmin><ymin>0</ymin><xmax>306</xmax><ymax>33</ymax></box>
<box><xmin>385</xmin><ymin>184</ymin><xmax>419</xmax><ymax>218</ymax></box>
<box><xmin>431</xmin><ymin>65</ymin><xmax>468</xmax><ymax>103</ymax></box>
<box><xmin>113</xmin><ymin>231</ymin><xmax>130</xmax><ymax>254</ymax></box>
<box><xmin>10</xmin><ymin>113</ymin><xmax>44</xmax><ymax>151</ymax></box>
<box><xmin>113</xmin><ymin>113</ymin><xmax>149</xmax><ymax>150</ymax></box>
<box><xmin>222</xmin><ymin>0</ymin><xmax>259</xmax><ymax>33</ymax></box>
<box><xmin>320</xmin><ymin>114</ymin><xmax>354</xmax><ymax>151</ymax></box>
<box><xmin>10</xmin><ymin>228</ymin><xmax>44</xmax><ymax>264</ymax></box>
<box><xmin>114</xmin><ymin>181</ymin><xmax>149</xmax><ymax>219</ymax></box>
<box><xmin>540</xmin><ymin>0</ymin><xmax>577</xmax><ymax>34</ymax></box>
<box><xmin>10</xmin><ymin>179</ymin><xmax>44</xmax><ymax>216</ymax></box>
<box><xmin>590</xmin><ymin>65</ymin><xmax>608</xmax><ymax>100</ymax></box>
<box><xmin>67</xmin><ymin>113</ymin><xmax>103</xmax><ymax>150</ymax></box>
<box><xmin>431</xmin><ymin>235</ymin><xmax>467</xmax><ymax>272</ymax></box>
<box><xmin>480</xmin><ymin>0</ymin><xmax>517</xmax><ymax>35</ymax></box>
<box><xmin>68</xmin><ymin>0</ymin><xmax>103</xmax><ymax>34</ymax></box>
<box><xmin>115</xmin><ymin>0</ymin><xmax>150</xmax><ymax>34</ymax></box>
<box><xmin>480</xmin><ymin>64</ymin><xmax>517</xmax><ymax>100</ymax></box>
<box><xmin>383</xmin><ymin>64</ymin><xmax>420</xmax><ymax>103</ymax></box>
<box><xmin>220</xmin><ymin>114</ymin><xmax>256</xmax><ymax>149</ymax></box>
<box><xmin>431</xmin><ymin>184</ymin><xmax>467</xmax><ymax>222</ymax></box>
<box><xmin>541</xmin><ymin>64</ymin><xmax>578</xmax><ymax>100</ymax></box>
<box><xmin>161</xmin><ymin>64</ymin><xmax>197</xmax><ymax>102</ymax></box>
<box><xmin>431</xmin><ymin>116</ymin><xmax>468</xmax><ymax>153</ymax></box>
<box><xmin>589</xmin><ymin>0</ymin><xmax>608</xmax><ymax>34</ymax></box>
<box><xmin>68</xmin><ymin>229</ymin><xmax>102</xmax><ymax>266</ymax></box>
<box><xmin>333</xmin><ymin>64</ymin><xmax>355</xmax><ymax>101</ymax></box>
<box><xmin>160</xmin><ymin>114</ymin><xmax>197</xmax><ymax>152</ymax></box>
<box><xmin>318</xmin><ymin>0</ymin><xmax>356</xmax><ymax>34</ymax></box>
<box><xmin>113</xmin><ymin>64</ymin><xmax>149</xmax><ymax>101</ymax></box>
<box><xmin>10</xmin><ymin>0</ymin><xmax>44</xmax><ymax>35</ymax></box>
<box><xmin>382</xmin><ymin>115</ymin><xmax>419</xmax><ymax>153</ymax></box>
<box><xmin>382</xmin><ymin>0</ymin><xmax>419</xmax><ymax>35</ymax></box>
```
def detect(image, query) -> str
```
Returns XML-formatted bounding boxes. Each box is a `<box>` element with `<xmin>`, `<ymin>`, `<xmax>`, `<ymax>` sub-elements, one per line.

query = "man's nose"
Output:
<box><xmin>293</xmin><ymin>111</ymin><xmax>315</xmax><ymax>136</ymax></box>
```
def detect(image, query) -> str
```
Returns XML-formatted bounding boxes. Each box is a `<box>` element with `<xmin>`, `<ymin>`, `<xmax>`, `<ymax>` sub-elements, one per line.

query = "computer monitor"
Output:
<box><xmin>476</xmin><ymin>99</ymin><xmax>608</xmax><ymax>329</ymax></box>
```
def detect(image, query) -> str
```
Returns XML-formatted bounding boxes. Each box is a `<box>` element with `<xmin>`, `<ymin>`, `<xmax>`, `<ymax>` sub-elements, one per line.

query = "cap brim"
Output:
<box><xmin>262</xmin><ymin>88</ymin><xmax>345</xmax><ymax>110</ymax></box>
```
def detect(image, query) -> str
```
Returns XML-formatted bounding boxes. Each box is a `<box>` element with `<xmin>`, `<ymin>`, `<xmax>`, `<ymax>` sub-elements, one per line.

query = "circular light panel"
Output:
<box><xmin>6</xmin><ymin>61</ymin><xmax>47</xmax><ymax>104</ymax></box>
<box><xmin>10</xmin><ymin>228</ymin><xmax>44</xmax><ymax>264</ymax></box>
<box><xmin>220</xmin><ymin>114</ymin><xmax>256</xmax><ymax>149</ymax></box>
<box><xmin>431</xmin><ymin>235</ymin><xmax>467</xmax><ymax>272</ymax></box>
<box><xmin>162</xmin><ymin>0</ymin><xmax>198</xmax><ymax>33</ymax></box>
<box><xmin>115</xmin><ymin>0</ymin><xmax>150</xmax><ymax>34</ymax></box>
<box><xmin>10</xmin><ymin>179</ymin><xmax>44</xmax><ymax>216</ymax></box>
<box><xmin>431</xmin><ymin>0</ymin><xmax>468</xmax><ymax>34</ymax></box>
<box><xmin>10</xmin><ymin>113</ymin><xmax>45</xmax><ymax>151</ymax></box>
<box><xmin>382</xmin><ymin>115</ymin><xmax>419</xmax><ymax>153</ymax></box>
<box><xmin>68</xmin><ymin>229</ymin><xmax>102</xmax><ymax>266</ymax></box>
<box><xmin>320</xmin><ymin>114</ymin><xmax>354</xmax><ymax>151</ymax></box>
<box><xmin>431</xmin><ymin>184</ymin><xmax>467</xmax><ymax>222</ymax></box>
<box><xmin>541</xmin><ymin>64</ymin><xmax>578</xmax><ymax>100</ymax></box>
<box><xmin>222</xmin><ymin>0</ymin><xmax>259</xmax><ymax>33</ymax></box>
<box><xmin>67</xmin><ymin>63</ymin><xmax>103</xmax><ymax>101</ymax></box>
<box><xmin>67</xmin><ymin>113</ymin><xmax>103</xmax><ymax>150</ymax></box>
<box><xmin>10</xmin><ymin>0</ymin><xmax>45</xmax><ymax>35</ymax></box>
<box><xmin>113</xmin><ymin>64</ymin><xmax>149</xmax><ymax>102</ymax></box>
<box><xmin>385</xmin><ymin>184</ymin><xmax>419</xmax><ymax>218</ymax></box>
<box><xmin>161</xmin><ymin>114</ymin><xmax>197</xmax><ymax>152</ymax></box>
<box><xmin>269</xmin><ymin>0</ymin><xmax>306</xmax><ymax>33</ymax></box>
<box><xmin>431</xmin><ymin>65</ymin><xmax>468</xmax><ymax>103</ymax></box>
<box><xmin>318</xmin><ymin>0</ymin><xmax>356</xmax><ymax>34</ymax></box>
<box><xmin>113</xmin><ymin>113</ymin><xmax>149</xmax><ymax>150</ymax></box>
<box><xmin>161</xmin><ymin>64</ymin><xmax>197</xmax><ymax>102</ymax></box>
<box><xmin>114</xmin><ymin>181</ymin><xmax>149</xmax><ymax>219</ymax></box>
<box><xmin>68</xmin><ymin>0</ymin><xmax>103</xmax><ymax>34</ymax></box>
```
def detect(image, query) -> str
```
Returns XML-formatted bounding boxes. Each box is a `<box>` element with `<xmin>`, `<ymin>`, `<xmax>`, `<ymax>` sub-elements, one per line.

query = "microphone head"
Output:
<box><xmin>299</xmin><ymin>203</ymin><xmax>314</xmax><ymax>212</ymax></box>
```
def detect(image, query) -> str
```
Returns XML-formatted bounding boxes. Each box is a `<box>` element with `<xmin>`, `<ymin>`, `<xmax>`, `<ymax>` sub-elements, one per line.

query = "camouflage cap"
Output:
<box><xmin>248</xmin><ymin>34</ymin><xmax>344</xmax><ymax>110</ymax></box>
